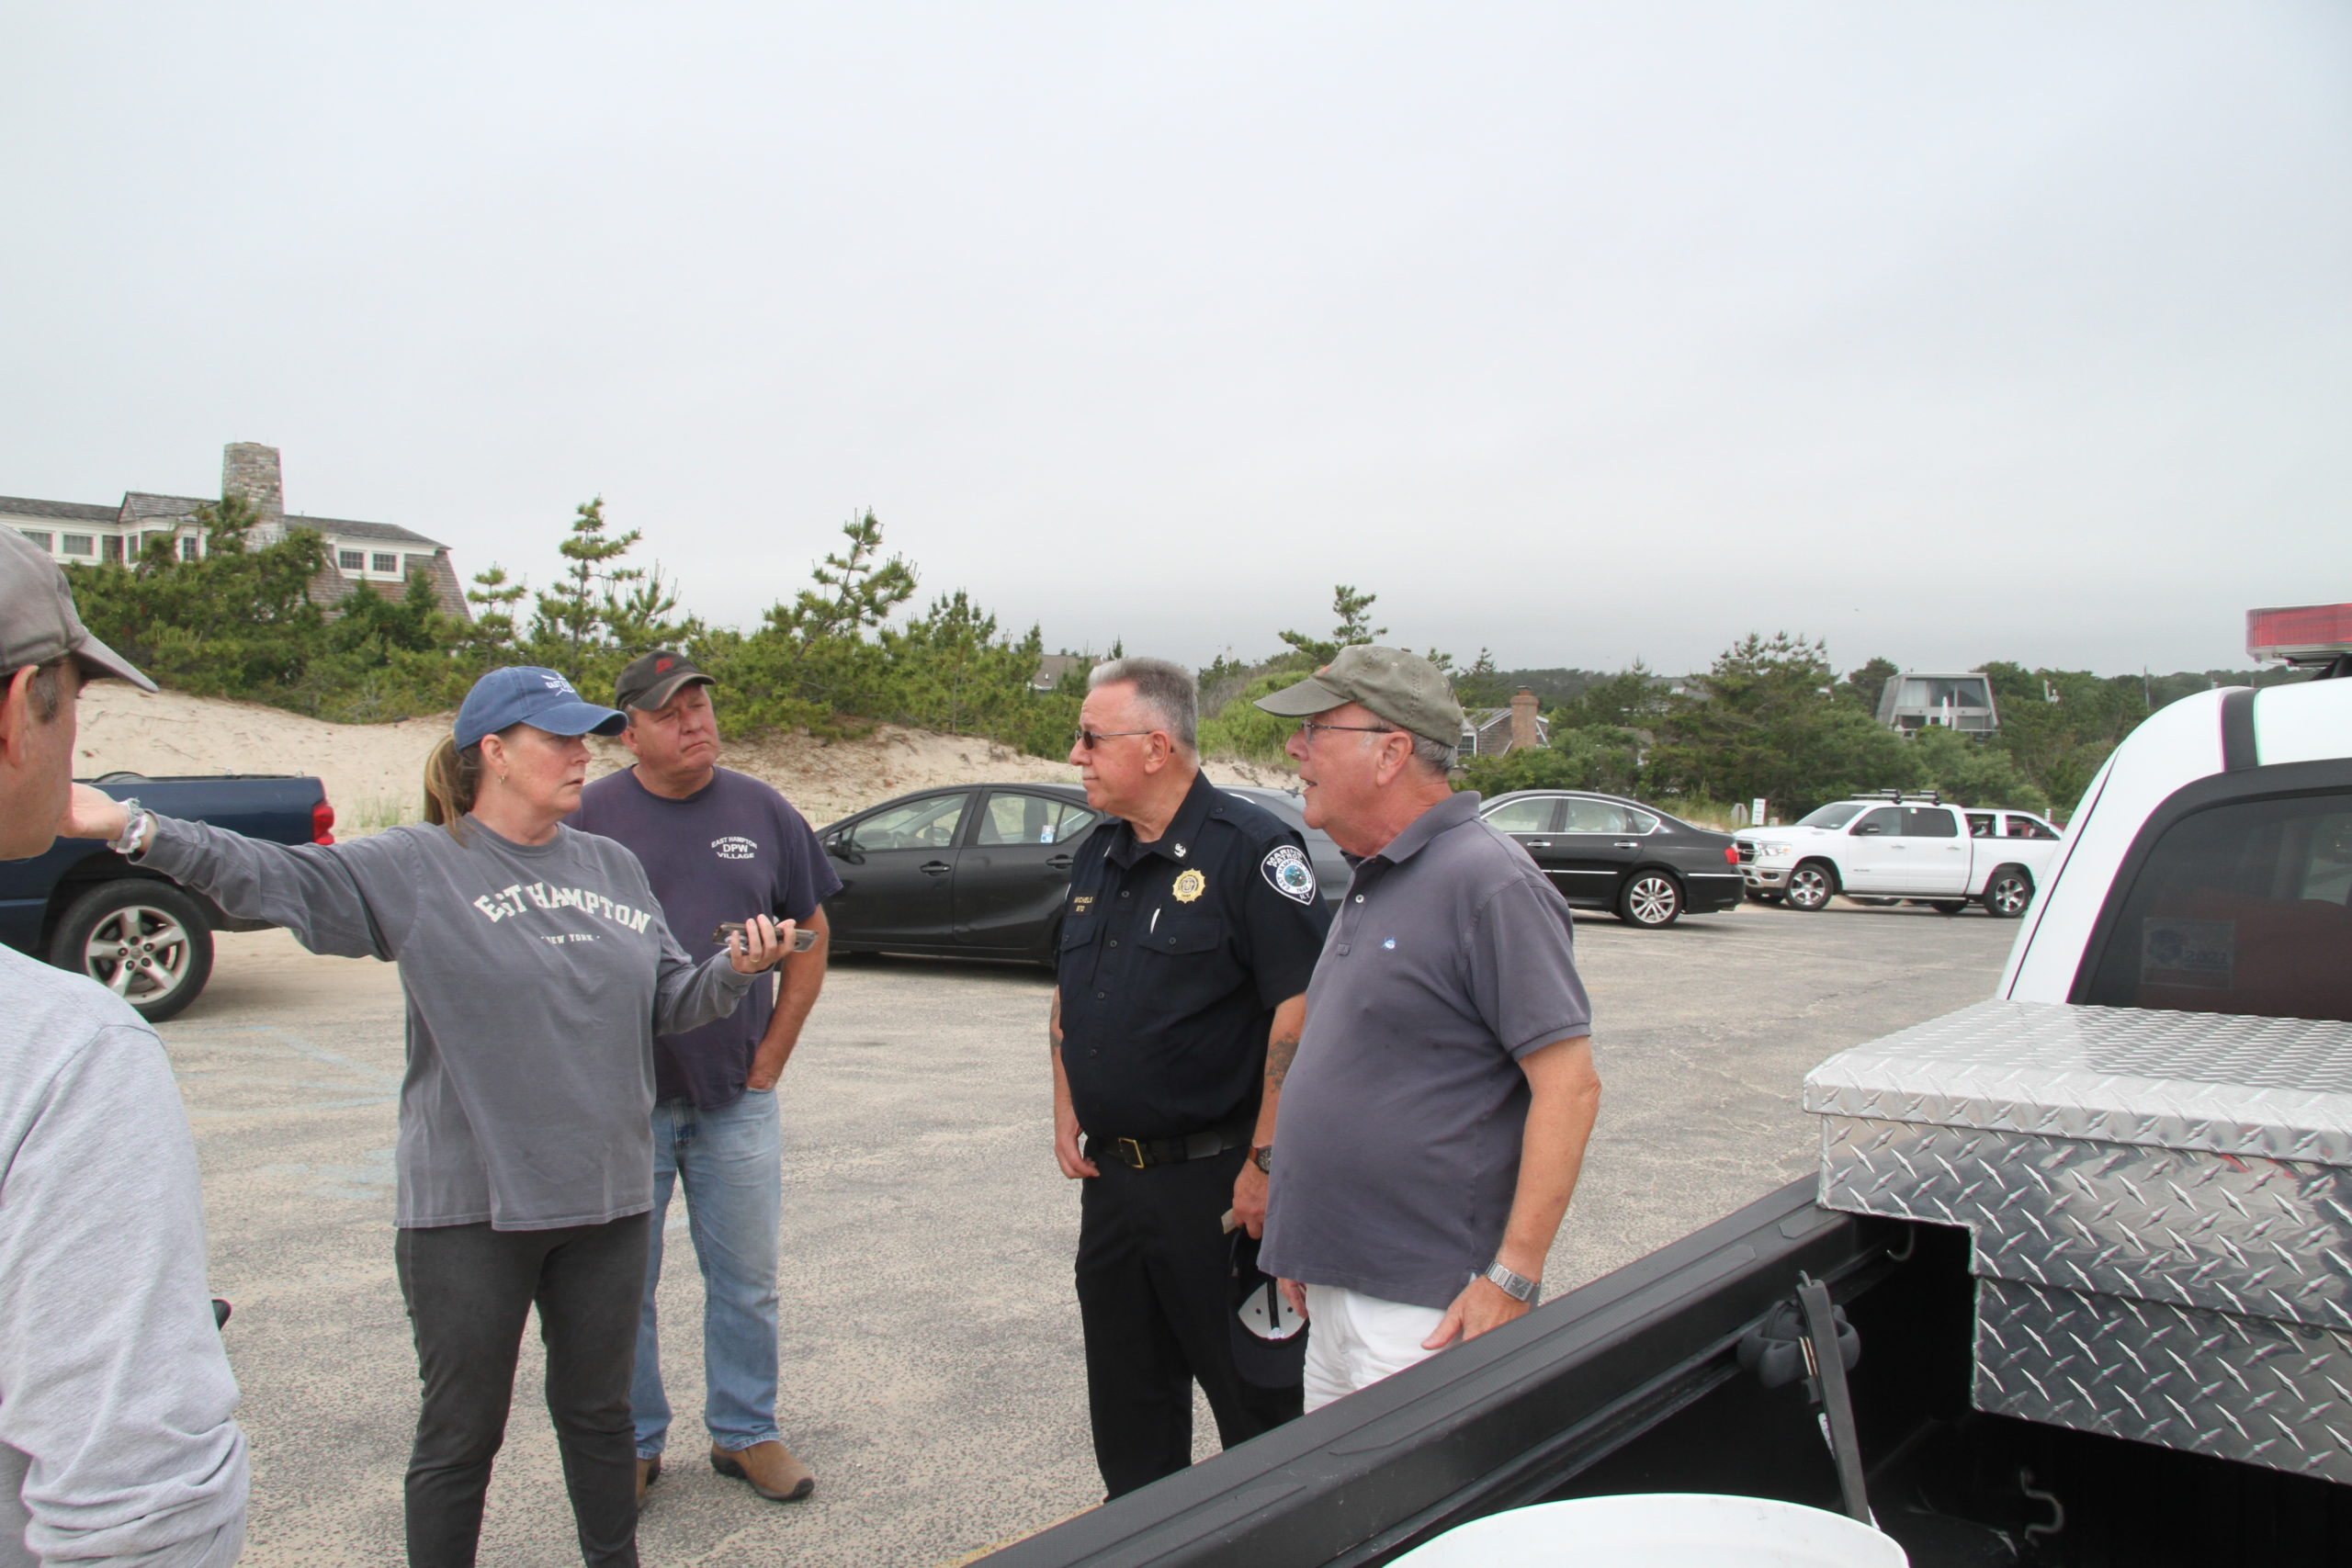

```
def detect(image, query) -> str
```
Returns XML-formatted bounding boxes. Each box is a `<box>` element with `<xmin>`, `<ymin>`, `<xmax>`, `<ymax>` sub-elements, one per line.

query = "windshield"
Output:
<box><xmin>1794</xmin><ymin>803</ymin><xmax>1865</xmax><ymax>829</ymax></box>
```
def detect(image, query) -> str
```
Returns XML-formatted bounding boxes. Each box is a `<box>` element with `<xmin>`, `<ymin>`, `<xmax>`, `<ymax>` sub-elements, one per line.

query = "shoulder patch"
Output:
<box><xmin>1261</xmin><ymin>843</ymin><xmax>1318</xmax><ymax>906</ymax></box>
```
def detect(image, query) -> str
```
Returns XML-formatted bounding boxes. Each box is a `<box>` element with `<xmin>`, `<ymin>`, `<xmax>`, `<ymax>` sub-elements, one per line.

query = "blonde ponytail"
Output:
<box><xmin>423</xmin><ymin>736</ymin><xmax>484</xmax><ymax>839</ymax></box>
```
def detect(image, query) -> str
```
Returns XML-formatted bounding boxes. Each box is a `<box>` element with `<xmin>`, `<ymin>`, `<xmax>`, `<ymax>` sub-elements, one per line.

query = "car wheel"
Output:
<box><xmin>1982</xmin><ymin>867</ymin><xmax>2033</xmax><ymax>919</ymax></box>
<box><xmin>1929</xmin><ymin>900</ymin><xmax>1968</xmax><ymax>915</ymax></box>
<box><xmin>49</xmin><ymin>880</ymin><xmax>215</xmax><ymax>1022</ymax></box>
<box><xmin>1609</xmin><ymin>869</ymin><xmax>1683</xmax><ymax>931</ymax></box>
<box><xmin>1783</xmin><ymin>861</ymin><xmax>1838</xmax><ymax>911</ymax></box>
<box><xmin>1616</xmin><ymin>871</ymin><xmax>1683</xmax><ymax>928</ymax></box>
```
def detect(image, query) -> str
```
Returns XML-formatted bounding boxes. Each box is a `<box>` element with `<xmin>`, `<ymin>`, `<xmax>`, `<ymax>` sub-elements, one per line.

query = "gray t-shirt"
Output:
<box><xmin>0</xmin><ymin>944</ymin><xmax>247</xmax><ymax>1568</ymax></box>
<box><xmin>1260</xmin><ymin>792</ymin><xmax>1594</xmax><ymax>1310</ymax></box>
<box><xmin>140</xmin><ymin>815</ymin><xmax>755</xmax><ymax>1231</ymax></box>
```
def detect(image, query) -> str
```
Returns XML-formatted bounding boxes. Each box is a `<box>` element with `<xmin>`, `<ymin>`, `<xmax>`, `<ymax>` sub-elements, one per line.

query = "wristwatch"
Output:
<box><xmin>1481</xmin><ymin>1259</ymin><xmax>1540</xmax><ymax>1304</ymax></box>
<box><xmin>1250</xmin><ymin>1145</ymin><xmax>1273</xmax><ymax>1173</ymax></box>
<box><xmin>109</xmin><ymin>799</ymin><xmax>152</xmax><ymax>860</ymax></box>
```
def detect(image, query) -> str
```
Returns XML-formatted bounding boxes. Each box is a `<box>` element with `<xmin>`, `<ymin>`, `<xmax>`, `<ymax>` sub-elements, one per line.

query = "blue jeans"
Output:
<box><xmin>633</xmin><ymin>1090</ymin><xmax>784</xmax><ymax>1458</ymax></box>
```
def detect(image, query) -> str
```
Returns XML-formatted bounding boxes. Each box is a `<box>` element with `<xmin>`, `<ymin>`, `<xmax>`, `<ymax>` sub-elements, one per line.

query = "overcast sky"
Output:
<box><xmin>6</xmin><ymin>3</ymin><xmax>2346</xmax><ymax>678</ymax></box>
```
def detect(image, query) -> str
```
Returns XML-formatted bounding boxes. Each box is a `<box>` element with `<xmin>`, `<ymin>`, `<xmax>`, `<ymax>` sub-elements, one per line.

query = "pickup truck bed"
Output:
<box><xmin>981</xmin><ymin>1180</ymin><xmax>2352</xmax><ymax>1566</ymax></box>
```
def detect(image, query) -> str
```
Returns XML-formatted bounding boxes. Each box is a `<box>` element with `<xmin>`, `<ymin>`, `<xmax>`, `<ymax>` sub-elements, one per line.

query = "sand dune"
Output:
<box><xmin>75</xmin><ymin>683</ymin><xmax>1290</xmax><ymax>833</ymax></box>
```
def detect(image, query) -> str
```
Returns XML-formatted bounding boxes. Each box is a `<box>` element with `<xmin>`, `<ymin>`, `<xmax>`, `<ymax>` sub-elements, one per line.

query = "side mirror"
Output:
<box><xmin>827</xmin><ymin>836</ymin><xmax>861</xmax><ymax>863</ymax></box>
<box><xmin>1856</xmin><ymin>824</ymin><xmax>1883</xmax><ymax>836</ymax></box>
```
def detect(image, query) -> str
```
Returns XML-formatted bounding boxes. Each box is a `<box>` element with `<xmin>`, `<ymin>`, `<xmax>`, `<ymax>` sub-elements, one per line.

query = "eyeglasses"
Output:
<box><xmin>1072</xmin><ymin>728</ymin><xmax>1154</xmax><ymax>750</ymax></box>
<box><xmin>1295</xmin><ymin>720</ymin><xmax>1397</xmax><ymax>742</ymax></box>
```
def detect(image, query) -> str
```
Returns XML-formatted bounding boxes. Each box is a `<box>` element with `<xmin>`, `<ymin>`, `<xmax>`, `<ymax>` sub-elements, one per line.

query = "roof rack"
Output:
<box><xmin>1853</xmin><ymin>789</ymin><xmax>1943</xmax><ymax>805</ymax></box>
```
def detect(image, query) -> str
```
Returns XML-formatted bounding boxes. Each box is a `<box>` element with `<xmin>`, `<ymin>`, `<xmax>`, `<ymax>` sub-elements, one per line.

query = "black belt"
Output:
<box><xmin>1091</xmin><ymin>1124</ymin><xmax>1248</xmax><ymax>1170</ymax></box>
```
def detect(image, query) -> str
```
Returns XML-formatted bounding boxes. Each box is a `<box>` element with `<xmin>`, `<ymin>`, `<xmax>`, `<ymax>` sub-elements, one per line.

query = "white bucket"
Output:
<box><xmin>1386</xmin><ymin>1493</ymin><xmax>1907</xmax><ymax>1567</ymax></box>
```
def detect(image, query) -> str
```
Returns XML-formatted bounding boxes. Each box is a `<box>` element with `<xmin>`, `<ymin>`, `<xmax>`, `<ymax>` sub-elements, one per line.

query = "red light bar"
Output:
<box><xmin>2247</xmin><ymin>603</ymin><xmax>2352</xmax><ymax>663</ymax></box>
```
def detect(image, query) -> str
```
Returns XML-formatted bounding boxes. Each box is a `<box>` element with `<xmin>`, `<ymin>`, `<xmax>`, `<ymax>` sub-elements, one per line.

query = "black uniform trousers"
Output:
<box><xmin>1076</xmin><ymin>1142</ymin><xmax>1302</xmax><ymax>1498</ymax></box>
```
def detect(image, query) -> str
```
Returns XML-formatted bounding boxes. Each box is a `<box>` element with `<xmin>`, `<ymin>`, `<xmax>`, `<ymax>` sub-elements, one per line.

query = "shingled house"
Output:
<box><xmin>1460</xmin><ymin>687</ymin><xmax>1548</xmax><ymax>758</ymax></box>
<box><xmin>1</xmin><ymin>442</ymin><xmax>468</xmax><ymax>621</ymax></box>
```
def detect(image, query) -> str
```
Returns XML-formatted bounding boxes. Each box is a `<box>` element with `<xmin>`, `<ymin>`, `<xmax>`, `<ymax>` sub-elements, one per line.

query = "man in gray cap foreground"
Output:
<box><xmin>1250</xmin><ymin>646</ymin><xmax>1603</xmax><ymax>1409</ymax></box>
<box><xmin>0</xmin><ymin>527</ymin><xmax>250</xmax><ymax>1564</ymax></box>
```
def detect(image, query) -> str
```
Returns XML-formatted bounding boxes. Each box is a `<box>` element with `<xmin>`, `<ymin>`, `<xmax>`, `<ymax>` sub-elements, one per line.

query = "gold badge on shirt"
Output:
<box><xmin>1172</xmin><ymin>869</ymin><xmax>1206</xmax><ymax>903</ymax></box>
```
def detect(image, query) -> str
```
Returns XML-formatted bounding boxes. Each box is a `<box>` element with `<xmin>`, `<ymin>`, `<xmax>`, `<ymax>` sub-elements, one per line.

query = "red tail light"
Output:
<box><xmin>312</xmin><ymin>798</ymin><xmax>336</xmax><ymax>845</ymax></box>
<box><xmin>1724</xmin><ymin>844</ymin><xmax>1739</xmax><ymax>865</ymax></box>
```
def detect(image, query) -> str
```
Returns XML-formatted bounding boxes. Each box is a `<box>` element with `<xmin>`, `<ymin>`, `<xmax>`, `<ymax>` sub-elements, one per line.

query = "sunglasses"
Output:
<box><xmin>1072</xmin><ymin>728</ymin><xmax>1155</xmax><ymax>750</ymax></box>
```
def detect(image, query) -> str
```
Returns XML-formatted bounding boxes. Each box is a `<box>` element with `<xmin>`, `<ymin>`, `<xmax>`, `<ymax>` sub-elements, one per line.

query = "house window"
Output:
<box><xmin>372</xmin><ymin>552</ymin><xmax>398</xmax><ymax>574</ymax></box>
<box><xmin>17</xmin><ymin>530</ymin><xmax>53</xmax><ymax>551</ymax></box>
<box><xmin>62</xmin><ymin>534</ymin><xmax>94</xmax><ymax>557</ymax></box>
<box><xmin>338</xmin><ymin>549</ymin><xmax>366</xmax><ymax>571</ymax></box>
<box><xmin>101</xmin><ymin>535</ymin><xmax>123</xmax><ymax>563</ymax></box>
<box><xmin>181</xmin><ymin>535</ymin><xmax>199</xmax><ymax>561</ymax></box>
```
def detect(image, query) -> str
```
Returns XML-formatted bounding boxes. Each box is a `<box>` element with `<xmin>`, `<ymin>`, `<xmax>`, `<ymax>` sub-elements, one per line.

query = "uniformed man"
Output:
<box><xmin>1050</xmin><ymin>656</ymin><xmax>1331</xmax><ymax>1499</ymax></box>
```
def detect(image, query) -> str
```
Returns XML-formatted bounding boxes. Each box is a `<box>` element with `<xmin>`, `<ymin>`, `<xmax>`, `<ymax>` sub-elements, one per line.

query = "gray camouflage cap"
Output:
<box><xmin>0</xmin><ymin>527</ymin><xmax>156</xmax><ymax>690</ymax></box>
<box><xmin>1252</xmin><ymin>645</ymin><xmax>1464</xmax><ymax>745</ymax></box>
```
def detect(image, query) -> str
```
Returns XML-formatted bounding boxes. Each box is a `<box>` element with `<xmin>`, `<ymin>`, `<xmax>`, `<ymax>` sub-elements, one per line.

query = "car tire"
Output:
<box><xmin>49</xmin><ymin>880</ymin><xmax>215</xmax><ymax>1022</ymax></box>
<box><xmin>1616</xmin><ymin>871</ymin><xmax>1683</xmax><ymax>929</ymax></box>
<box><xmin>1929</xmin><ymin>900</ymin><xmax>1968</xmax><ymax>915</ymax></box>
<box><xmin>1982</xmin><ymin>867</ymin><xmax>2033</xmax><ymax>919</ymax></box>
<box><xmin>1783</xmin><ymin>861</ymin><xmax>1838</xmax><ymax>912</ymax></box>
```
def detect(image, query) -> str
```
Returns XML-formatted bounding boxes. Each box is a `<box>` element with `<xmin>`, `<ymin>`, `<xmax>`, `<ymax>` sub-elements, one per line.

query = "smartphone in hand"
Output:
<box><xmin>712</xmin><ymin>921</ymin><xmax>820</xmax><ymax>953</ymax></box>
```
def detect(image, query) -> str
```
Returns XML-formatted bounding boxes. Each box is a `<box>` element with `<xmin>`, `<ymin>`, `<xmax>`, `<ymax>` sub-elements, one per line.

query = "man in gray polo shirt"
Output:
<box><xmin>1253</xmin><ymin>646</ymin><xmax>1603</xmax><ymax>1410</ymax></box>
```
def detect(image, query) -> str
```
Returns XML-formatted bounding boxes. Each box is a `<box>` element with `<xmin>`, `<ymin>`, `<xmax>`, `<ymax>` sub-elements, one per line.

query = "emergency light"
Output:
<box><xmin>2245</xmin><ymin>603</ymin><xmax>2352</xmax><ymax>668</ymax></box>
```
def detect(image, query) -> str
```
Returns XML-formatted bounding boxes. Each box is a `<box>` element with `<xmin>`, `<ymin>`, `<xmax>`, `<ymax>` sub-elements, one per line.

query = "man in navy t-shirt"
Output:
<box><xmin>569</xmin><ymin>649</ymin><xmax>841</xmax><ymax>1508</ymax></box>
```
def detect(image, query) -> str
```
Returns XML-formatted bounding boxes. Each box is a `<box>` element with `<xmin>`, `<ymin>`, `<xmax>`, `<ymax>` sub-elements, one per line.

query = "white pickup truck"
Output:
<box><xmin>1736</xmin><ymin>792</ymin><xmax>2064</xmax><ymax>916</ymax></box>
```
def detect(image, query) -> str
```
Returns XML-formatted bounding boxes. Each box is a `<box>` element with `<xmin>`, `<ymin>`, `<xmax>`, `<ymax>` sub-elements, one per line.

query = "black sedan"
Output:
<box><xmin>818</xmin><ymin>780</ymin><xmax>1345</xmax><ymax>964</ymax></box>
<box><xmin>1476</xmin><ymin>790</ymin><xmax>1743</xmax><ymax>928</ymax></box>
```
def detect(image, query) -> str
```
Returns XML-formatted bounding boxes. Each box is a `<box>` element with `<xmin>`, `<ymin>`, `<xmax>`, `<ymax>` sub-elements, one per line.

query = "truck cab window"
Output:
<box><xmin>1902</xmin><ymin>807</ymin><xmax>1958</xmax><ymax>837</ymax></box>
<box><xmin>2078</xmin><ymin>790</ymin><xmax>2352</xmax><ymax>1022</ymax></box>
<box><xmin>1852</xmin><ymin>807</ymin><xmax>1903</xmax><ymax>837</ymax></box>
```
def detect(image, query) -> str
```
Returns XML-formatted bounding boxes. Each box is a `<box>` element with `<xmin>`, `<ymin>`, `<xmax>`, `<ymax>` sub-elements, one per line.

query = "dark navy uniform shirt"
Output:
<box><xmin>1057</xmin><ymin>770</ymin><xmax>1332</xmax><ymax>1141</ymax></box>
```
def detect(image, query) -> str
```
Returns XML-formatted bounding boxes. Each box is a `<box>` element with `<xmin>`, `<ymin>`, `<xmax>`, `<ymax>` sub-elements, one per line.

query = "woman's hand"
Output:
<box><xmin>59</xmin><ymin>784</ymin><xmax>132</xmax><ymax>842</ymax></box>
<box><xmin>727</xmin><ymin>914</ymin><xmax>791</xmax><ymax>974</ymax></box>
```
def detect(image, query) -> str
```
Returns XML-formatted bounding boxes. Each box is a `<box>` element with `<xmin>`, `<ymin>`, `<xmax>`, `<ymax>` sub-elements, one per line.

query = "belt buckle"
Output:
<box><xmin>1116</xmin><ymin>1137</ymin><xmax>1148</xmax><ymax>1169</ymax></box>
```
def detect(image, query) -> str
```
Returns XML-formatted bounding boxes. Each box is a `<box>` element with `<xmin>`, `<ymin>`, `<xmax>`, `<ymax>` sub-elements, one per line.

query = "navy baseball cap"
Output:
<box><xmin>455</xmin><ymin>666</ymin><xmax>628</xmax><ymax>750</ymax></box>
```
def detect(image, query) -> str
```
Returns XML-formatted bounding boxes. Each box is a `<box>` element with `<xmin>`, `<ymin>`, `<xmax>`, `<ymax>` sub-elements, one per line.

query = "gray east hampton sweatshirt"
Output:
<box><xmin>139</xmin><ymin>814</ymin><xmax>755</xmax><ymax>1230</ymax></box>
<box><xmin>0</xmin><ymin>943</ymin><xmax>247</xmax><ymax>1568</ymax></box>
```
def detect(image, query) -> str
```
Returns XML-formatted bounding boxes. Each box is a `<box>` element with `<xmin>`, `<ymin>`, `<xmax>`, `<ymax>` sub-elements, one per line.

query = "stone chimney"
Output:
<box><xmin>221</xmin><ymin>442</ymin><xmax>285</xmax><ymax>536</ymax></box>
<box><xmin>1508</xmin><ymin>687</ymin><xmax>1541</xmax><ymax>752</ymax></box>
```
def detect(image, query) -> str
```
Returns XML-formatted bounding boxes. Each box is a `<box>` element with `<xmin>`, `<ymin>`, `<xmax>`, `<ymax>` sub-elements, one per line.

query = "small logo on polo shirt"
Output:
<box><xmin>1383</xmin><ymin>938</ymin><xmax>1396</xmax><ymax>950</ymax></box>
<box><xmin>713</xmin><ymin>835</ymin><xmax>757</xmax><ymax>861</ymax></box>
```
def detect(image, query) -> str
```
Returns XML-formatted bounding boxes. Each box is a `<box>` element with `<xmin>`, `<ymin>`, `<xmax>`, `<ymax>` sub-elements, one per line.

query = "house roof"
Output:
<box><xmin>291</xmin><ymin>514</ymin><xmax>447</xmax><ymax>549</ymax></box>
<box><xmin>6</xmin><ymin>489</ymin><xmax>447</xmax><ymax>551</ymax></box>
<box><xmin>0</xmin><ymin>495</ymin><xmax>117</xmax><ymax>523</ymax></box>
<box><xmin>119</xmin><ymin>492</ymin><xmax>210</xmax><ymax>522</ymax></box>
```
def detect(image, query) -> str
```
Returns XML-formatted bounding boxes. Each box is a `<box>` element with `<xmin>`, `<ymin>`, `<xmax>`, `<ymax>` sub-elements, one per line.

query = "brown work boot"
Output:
<box><xmin>635</xmin><ymin>1454</ymin><xmax>661</xmax><ymax>1507</ymax></box>
<box><xmin>709</xmin><ymin>1440</ymin><xmax>815</xmax><ymax>1502</ymax></box>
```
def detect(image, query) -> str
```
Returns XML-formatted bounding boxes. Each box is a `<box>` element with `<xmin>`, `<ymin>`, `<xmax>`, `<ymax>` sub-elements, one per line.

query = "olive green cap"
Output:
<box><xmin>1252</xmin><ymin>645</ymin><xmax>1464</xmax><ymax>745</ymax></box>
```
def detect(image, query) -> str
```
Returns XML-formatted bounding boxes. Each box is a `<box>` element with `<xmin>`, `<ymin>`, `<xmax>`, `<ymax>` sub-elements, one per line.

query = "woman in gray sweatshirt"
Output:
<box><xmin>63</xmin><ymin>666</ymin><xmax>787</xmax><ymax>1568</ymax></box>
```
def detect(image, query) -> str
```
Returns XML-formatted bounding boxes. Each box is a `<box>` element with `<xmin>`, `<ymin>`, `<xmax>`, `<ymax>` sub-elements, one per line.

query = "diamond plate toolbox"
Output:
<box><xmin>1804</xmin><ymin>999</ymin><xmax>2352</xmax><ymax>1478</ymax></box>
<box><xmin>1975</xmin><ymin>1277</ymin><xmax>2352</xmax><ymax>1483</ymax></box>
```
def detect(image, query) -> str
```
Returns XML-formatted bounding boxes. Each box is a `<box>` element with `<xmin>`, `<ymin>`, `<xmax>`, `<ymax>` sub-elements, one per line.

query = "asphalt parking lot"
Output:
<box><xmin>164</xmin><ymin>899</ymin><xmax>2019</xmax><ymax>1567</ymax></box>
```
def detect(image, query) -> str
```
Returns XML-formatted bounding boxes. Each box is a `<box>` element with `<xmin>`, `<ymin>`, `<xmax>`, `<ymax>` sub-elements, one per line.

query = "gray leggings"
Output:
<box><xmin>394</xmin><ymin>1214</ymin><xmax>649</xmax><ymax>1568</ymax></box>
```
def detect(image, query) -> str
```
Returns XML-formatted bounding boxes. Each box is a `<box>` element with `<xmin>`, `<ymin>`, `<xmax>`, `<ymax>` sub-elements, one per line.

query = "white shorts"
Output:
<box><xmin>1301</xmin><ymin>1284</ymin><xmax>1447</xmax><ymax>1413</ymax></box>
